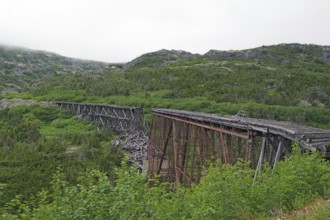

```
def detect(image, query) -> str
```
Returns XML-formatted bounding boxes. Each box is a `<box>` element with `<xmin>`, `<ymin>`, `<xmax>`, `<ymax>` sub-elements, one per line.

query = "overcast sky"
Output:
<box><xmin>1</xmin><ymin>0</ymin><xmax>330</xmax><ymax>63</ymax></box>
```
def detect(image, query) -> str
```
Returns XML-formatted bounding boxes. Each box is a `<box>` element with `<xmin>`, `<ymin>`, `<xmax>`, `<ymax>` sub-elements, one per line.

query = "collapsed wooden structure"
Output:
<box><xmin>147</xmin><ymin>109</ymin><xmax>330</xmax><ymax>185</ymax></box>
<box><xmin>56</xmin><ymin>102</ymin><xmax>148</xmax><ymax>167</ymax></box>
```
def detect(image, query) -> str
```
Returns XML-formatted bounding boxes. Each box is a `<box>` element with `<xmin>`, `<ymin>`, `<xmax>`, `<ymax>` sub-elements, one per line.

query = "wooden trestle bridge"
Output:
<box><xmin>56</xmin><ymin>102</ymin><xmax>145</xmax><ymax>133</ymax></box>
<box><xmin>148</xmin><ymin>109</ymin><xmax>330</xmax><ymax>185</ymax></box>
<box><xmin>56</xmin><ymin>102</ymin><xmax>330</xmax><ymax>185</ymax></box>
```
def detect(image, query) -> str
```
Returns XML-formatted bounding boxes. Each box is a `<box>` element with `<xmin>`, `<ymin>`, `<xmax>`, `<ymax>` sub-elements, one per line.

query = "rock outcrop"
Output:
<box><xmin>205</xmin><ymin>49</ymin><xmax>262</xmax><ymax>59</ymax></box>
<box><xmin>123</xmin><ymin>49</ymin><xmax>200</xmax><ymax>70</ymax></box>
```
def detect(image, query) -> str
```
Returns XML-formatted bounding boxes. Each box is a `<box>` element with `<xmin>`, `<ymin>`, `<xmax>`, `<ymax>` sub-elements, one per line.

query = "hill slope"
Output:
<box><xmin>205</xmin><ymin>43</ymin><xmax>330</xmax><ymax>64</ymax></box>
<box><xmin>1</xmin><ymin>44</ymin><xmax>330</xmax><ymax>219</ymax></box>
<box><xmin>4</xmin><ymin>43</ymin><xmax>330</xmax><ymax>128</ymax></box>
<box><xmin>123</xmin><ymin>49</ymin><xmax>200</xmax><ymax>70</ymax></box>
<box><xmin>0</xmin><ymin>45</ymin><xmax>109</xmax><ymax>93</ymax></box>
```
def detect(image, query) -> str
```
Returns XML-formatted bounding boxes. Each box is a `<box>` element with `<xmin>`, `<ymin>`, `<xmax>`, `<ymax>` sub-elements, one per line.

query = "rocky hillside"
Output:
<box><xmin>122</xmin><ymin>43</ymin><xmax>330</xmax><ymax>71</ymax></box>
<box><xmin>206</xmin><ymin>43</ymin><xmax>330</xmax><ymax>64</ymax></box>
<box><xmin>3</xmin><ymin>43</ymin><xmax>330</xmax><ymax>114</ymax></box>
<box><xmin>123</xmin><ymin>49</ymin><xmax>200</xmax><ymax>70</ymax></box>
<box><xmin>0</xmin><ymin>45</ymin><xmax>109</xmax><ymax>93</ymax></box>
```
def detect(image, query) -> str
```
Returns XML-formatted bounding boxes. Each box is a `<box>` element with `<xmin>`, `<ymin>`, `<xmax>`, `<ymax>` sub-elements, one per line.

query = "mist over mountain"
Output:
<box><xmin>0</xmin><ymin>45</ymin><xmax>109</xmax><ymax>93</ymax></box>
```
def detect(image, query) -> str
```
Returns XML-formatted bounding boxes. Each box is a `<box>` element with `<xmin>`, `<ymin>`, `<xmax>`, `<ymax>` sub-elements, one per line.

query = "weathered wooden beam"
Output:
<box><xmin>254</xmin><ymin>136</ymin><xmax>267</xmax><ymax>180</ymax></box>
<box><xmin>190</xmin><ymin>126</ymin><xmax>197</xmax><ymax>182</ymax></box>
<box><xmin>180</xmin><ymin>123</ymin><xmax>190</xmax><ymax>183</ymax></box>
<box><xmin>152</xmin><ymin>112</ymin><xmax>248</xmax><ymax>139</ymax></box>
<box><xmin>273</xmin><ymin>141</ymin><xmax>283</xmax><ymax>169</ymax></box>
<box><xmin>157</xmin><ymin>121</ymin><xmax>172</xmax><ymax>175</ymax></box>
<box><xmin>172</xmin><ymin>120</ymin><xmax>180</xmax><ymax>185</ymax></box>
<box><xmin>152</xmin><ymin>108</ymin><xmax>330</xmax><ymax>156</ymax></box>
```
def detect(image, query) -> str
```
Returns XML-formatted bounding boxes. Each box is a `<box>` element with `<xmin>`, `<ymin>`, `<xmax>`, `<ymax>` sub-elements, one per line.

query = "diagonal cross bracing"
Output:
<box><xmin>55</xmin><ymin>102</ymin><xmax>330</xmax><ymax>184</ymax></box>
<box><xmin>56</xmin><ymin>101</ymin><xmax>145</xmax><ymax>133</ymax></box>
<box><xmin>148</xmin><ymin>108</ymin><xmax>330</xmax><ymax>185</ymax></box>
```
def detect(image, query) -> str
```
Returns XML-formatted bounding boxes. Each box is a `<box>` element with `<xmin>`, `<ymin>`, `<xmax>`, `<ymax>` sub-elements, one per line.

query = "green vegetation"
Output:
<box><xmin>0</xmin><ymin>105</ymin><xmax>123</xmax><ymax>210</ymax></box>
<box><xmin>1</xmin><ymin>145</ymin><xmax>329</xmax><ymax>219</ymax></box>
<box><xmin>7</xmin><ymin>44</ymin><xmax>330</xmax><ymax>128</ymax></box>
<box><xmin>0</xmin><ymin>45</ymin><xmax>108</xmax><ymax>93</ymax></box>
<box><xmin>1</xmin><ymin>43</ymin><xmax>330</xmax><ymax>219</ymax></box>
<box><xmin>124</xmin><ymin>49</ymin><xmax>199</xmax><ymax>70</ymax></box>
<box><xmin>288</xmin><ymin>198</ymin><xmax>330</xmax><ymax>220</ymax></box>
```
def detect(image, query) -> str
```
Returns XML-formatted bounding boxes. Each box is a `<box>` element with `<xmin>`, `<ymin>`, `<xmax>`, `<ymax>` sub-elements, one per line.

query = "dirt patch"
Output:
<box><xmin>0</xmin><ymin>98</ymin><xmax>54</xmax><ymax>109</ymax></box>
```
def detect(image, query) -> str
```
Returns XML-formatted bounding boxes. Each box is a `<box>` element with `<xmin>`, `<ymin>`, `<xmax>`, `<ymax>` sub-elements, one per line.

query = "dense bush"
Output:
<box><xmin>0</xmin><ymin>105</ymin><xmax>123</xmax><ymax>209</ymax></box>
<box><xmin>2</xmin><ymin>145</ymin><xmax>328</xmax><ymax>219</ymax></box>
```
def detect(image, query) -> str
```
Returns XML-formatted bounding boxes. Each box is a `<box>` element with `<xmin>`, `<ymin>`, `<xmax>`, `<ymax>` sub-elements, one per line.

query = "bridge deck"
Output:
<box><xmin>152</xmin><ymin>108</ymin><xmax>330</xmax><ymax>155</ymax></box>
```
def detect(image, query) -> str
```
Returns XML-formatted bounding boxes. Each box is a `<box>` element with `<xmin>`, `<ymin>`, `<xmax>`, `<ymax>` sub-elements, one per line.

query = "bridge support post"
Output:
<box><xmin>157</xmin><ymin>122</ymin><xmax>172</xmax><ymax>175</ymax></box>
<box><xmin>172</xmin><ymin>120</ymin><xmax>180</xmax><ymax>186</ymax></box>
<box><xmin>180</xmin><ymin>123</ymin><xmax>190</xmax><ymax>183</ymax></box>
<box><xmin>254</xmin><ymin>136</ymin><xmax>267</xmax><ymax>180</ymax></box>
<box><xmin>273</xmin><ymin>141</ymin><xmax>283</xmax><ymax>169</ymax></box>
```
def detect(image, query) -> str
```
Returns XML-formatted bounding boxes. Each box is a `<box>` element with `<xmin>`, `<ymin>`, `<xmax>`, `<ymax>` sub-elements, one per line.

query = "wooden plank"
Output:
<box><xmin>152</xmin><ymin>112</ymin><xmax>249</xmax><ymax>139</ymax></box>
<box><xmin>151</xmin><ymin>108</ymin><xmax>330</xmax><ymax>144</ymax></box>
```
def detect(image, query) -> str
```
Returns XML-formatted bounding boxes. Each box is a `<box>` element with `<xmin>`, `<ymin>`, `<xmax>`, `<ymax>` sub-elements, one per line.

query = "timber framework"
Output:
<box><xmin>56</xmin><ymin>101</ymin><xmax>145</xmax><ymax>133</ymax></box>
<box><xmin>54</xmin><ymin>102</ymin><xmax>330</xmax><ymax>185</ymax></box>
<box><xmin>147</xmin><ymin>108</ymin><xmax>330</xmax><ymax>185</ymax></box>
<box><xmin>56</xmin><ymin>102</ymin><xmax>148</xmax><ymax>168</ymax></box>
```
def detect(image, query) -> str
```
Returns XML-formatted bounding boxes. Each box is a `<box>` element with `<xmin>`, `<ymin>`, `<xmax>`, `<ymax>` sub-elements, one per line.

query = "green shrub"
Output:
<box><xmin>3</xmin><ymin>144</ymin><xmax>328</xmax><ymax>219</ymax></box>
<box><xmin>0</xmin><ymin>105</ymin><xmax>122</xmax><ymax>210</ymax></box>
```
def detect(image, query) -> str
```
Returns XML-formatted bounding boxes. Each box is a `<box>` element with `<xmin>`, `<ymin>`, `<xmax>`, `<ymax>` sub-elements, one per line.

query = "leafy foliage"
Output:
<box><xmin>0</xmin><ymin>105</ymin><xmax>123</xmax><ymax>209</ymax></box>
<box><xmin>1</xmin><ymin>145</ymin><xmax>329</xmax><ymax>219</ymax></box>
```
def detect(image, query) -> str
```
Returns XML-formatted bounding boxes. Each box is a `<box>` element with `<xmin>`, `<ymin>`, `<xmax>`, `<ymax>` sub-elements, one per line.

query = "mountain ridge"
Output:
<box><xmin>123</xmin><ymin>49</ymin><xmax>201</xmax><ymax>70</ymax></box>
<box><xmin>19</xmin><ymin>43</ymin><xmax>330</xmax><ymax>110</ymax></box>
<box><xmin>0</xmin><ymin>44</ymin><xmax>110</xmax><ymax>93</ymax></box>
<box><xmin>0</xmin><ymin>44</ymin><xmax>110</xmax><ymax>63</ymax></box>
<box><xmin>123</xmin><ymin>43</ymin><xmax>330</xmax><ymax>70</ymax></box>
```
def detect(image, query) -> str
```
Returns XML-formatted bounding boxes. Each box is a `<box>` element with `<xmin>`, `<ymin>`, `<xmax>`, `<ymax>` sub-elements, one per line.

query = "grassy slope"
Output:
<box><xmin>7</xmin><ymin>43</ymin><xmax>330</xmax><ymax>128</ymax></box>
<box><xmin>267</xmin><ymin>198</ymin><xmax>330</xmax><ymax>220</ymax></box>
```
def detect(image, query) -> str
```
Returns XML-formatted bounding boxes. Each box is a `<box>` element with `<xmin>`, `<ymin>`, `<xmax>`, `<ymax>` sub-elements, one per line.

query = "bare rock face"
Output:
<box><xmin>281</xmin><ymin>60</ymin><xmax>290</xmax><ymax>65</ymax></box>
<box><xmin>322</xmin><ymin>47</ymin><xmax>330</xmax><ymax>64</ymax></box>
<box><xmin>205</xmin><ymin>49</ymin><xmax>262</xmax><ymax>59</ymax></box>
